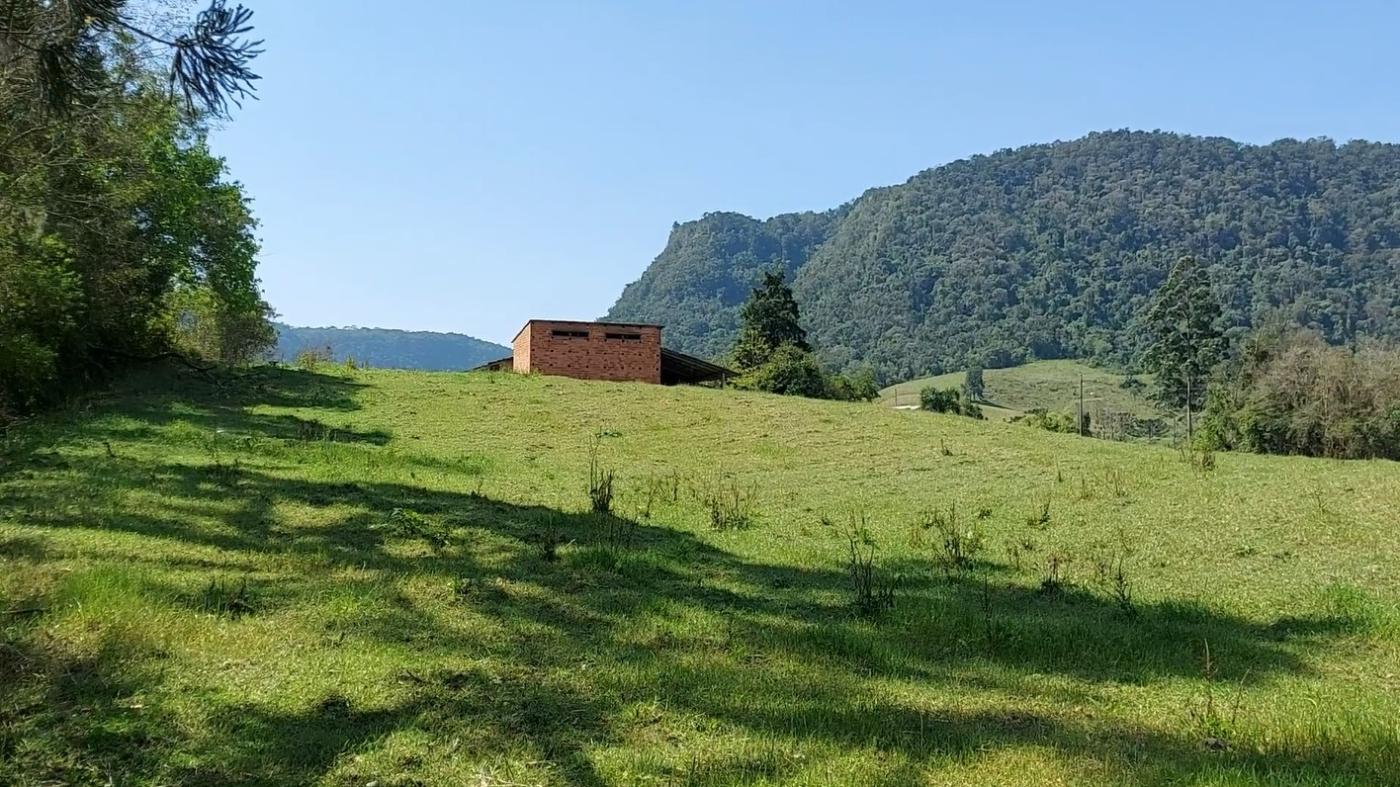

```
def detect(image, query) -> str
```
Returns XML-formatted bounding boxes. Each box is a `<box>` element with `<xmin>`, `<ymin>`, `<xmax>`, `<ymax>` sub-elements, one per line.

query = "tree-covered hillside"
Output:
<box><xmin>274</xmin><ymin>324</ymin><xmax>507</xmax><ymax>370</ymax></box>
<box><xmin>606</xmin><ymin>210</ymin><xmax>844</xmax><ymax>360</ymax></box>
<box><xmin>606</xmin><ymin>131</ymin><xmax>1400</xmax><ymax>380</ymax></box>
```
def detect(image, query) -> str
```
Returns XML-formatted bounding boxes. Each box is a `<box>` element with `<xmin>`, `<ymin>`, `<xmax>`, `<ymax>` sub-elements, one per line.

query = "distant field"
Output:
<box><xmin>882</xmin><ymin>359</ymin><xmax>1162</xmax><ymax>421</ymax></box>
<box><xmin>2</xmin><ymin>366</ymin><xmax>1398</xmax><ymax>785</ymax></box>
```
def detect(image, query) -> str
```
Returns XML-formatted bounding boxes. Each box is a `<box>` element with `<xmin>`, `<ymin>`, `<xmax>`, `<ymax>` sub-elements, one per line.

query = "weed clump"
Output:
<box><xmin>696</xmin><ymin>473</ymin><xmax>756</xmax><ymax>531</ymax></box>
<box><xmin>843</xmin><ymin>514</ymin><xmax>896</xmax><ymax>616</ymax></box>
<box><xmin>1187</xmin><ymin>640</ymin><xmax>1246</xmax><ymax>750</ymax></box>
<box><xmin>384</xmin><ymin>508</ymin><xmax>451</xmax><ymax>549</ymax></box>
<box><xmin>588</xmin><ymin>436</ymin><xmax>615</xmax><ymax>515</ymax></box>
<box><xmin>923</xmin><ymin>502</ymin><xmax>985</xmax><ymax>572</ymax></box>
<box><xmin>1039</xmin><ymin>552</ymin><xmax>1070</xmax><ymax>595</ymax></box>
<box><xmin>1026</xmin><ymin>494</ymin><xmax>1052</xmax><ymax>528</ymax></box>
<box><xmin>200</xmin><ymin>578</ymin><xmax>255</xmax><ymax>619</ymax></box>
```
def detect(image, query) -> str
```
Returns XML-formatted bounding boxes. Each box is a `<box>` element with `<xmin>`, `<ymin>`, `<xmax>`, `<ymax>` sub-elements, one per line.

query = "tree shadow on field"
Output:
<box><xmin>0</xmin><ymin>366</ymin><xmax>1394</xmax><ymax>785</ymax></box>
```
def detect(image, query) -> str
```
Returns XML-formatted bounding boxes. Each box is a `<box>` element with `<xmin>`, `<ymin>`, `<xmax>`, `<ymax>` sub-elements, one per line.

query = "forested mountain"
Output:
<box><xmin>606</xmin><ymin>131</ymin><xmax>1400</xmax><ymax>381</ymax></box>
<box><xmin>274</xmin><ymin>325</ymin><xmax>507</xmax><ymax>371</ymax></box>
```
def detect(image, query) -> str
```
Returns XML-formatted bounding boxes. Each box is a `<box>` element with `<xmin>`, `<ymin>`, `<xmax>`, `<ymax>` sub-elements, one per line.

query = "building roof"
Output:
<box><xmin>468</xmin><ymin>355</ymin><xmax>514</xmax><ymax>372</ymax></box>
<box><xmin>660</xmin><ymin>348</ymin><xmax>735</xmax><ymax>385</ymax></box>
<box><xmin>511</xmin><ymin>319</ymin><xmax>665</xmax><ymax>343</ymax></box>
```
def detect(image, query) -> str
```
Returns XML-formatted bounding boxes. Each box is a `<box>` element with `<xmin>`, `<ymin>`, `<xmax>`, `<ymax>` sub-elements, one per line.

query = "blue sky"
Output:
<box><xmin>211</xmin><ymin>1</ymin><xmax>1398</xmax><ymax>346</ymax></box>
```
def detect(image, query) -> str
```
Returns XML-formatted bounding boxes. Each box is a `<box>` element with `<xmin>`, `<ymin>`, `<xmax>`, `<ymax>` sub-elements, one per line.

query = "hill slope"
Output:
<box><xmin>274</xmin><ymin>323</ymin><xmax>507</xmax><ymax>370</ymax></box>
<box><xmin>2</xmin><ymin>367</ymin><xmax>1398</xmax><ymax>785</ymax></box>
<box><xmin>607</xmin><ymin>131</ymin><xmax>1400</xmax><ymax>379</ymax></box>
<box><xmin>881</xmin><ymin>360</ymin><xmax>1160</xmax><ymax>422</ymax></box>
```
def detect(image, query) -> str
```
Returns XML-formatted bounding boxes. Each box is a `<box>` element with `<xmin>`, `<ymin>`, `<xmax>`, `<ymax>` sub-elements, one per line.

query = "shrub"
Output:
<box><xmin>295</xmin><ymin>345</ymin><xmax>334</xmax><ymax>371</ymax></box>
<box><xmin>919</xmin><ymin>386</ymin><xmax>984</xmax><ymax>419</ymax></box>
<box><xmin>1012</xmin><ymin>408</ymin><xmax>1079</xmax><ymax>434</ymax></box>
<box><xmin>740</xmin><ymin>343</ymin><xmax>829</xmax><ymax>398</ymax></box>
<box><xmin>587</xmin><ymin>437</ymin><xmax>615</xmax><ymax>515</ymax></box>
<box><xmin>165</xmin><ymin>285</ymin><xmax>276</xmax><ymax>365</ymax></box>
<box><xmin>963</xmin><ymin>365</ymin><xmax>985</xmax><ymax>402</ymax></box>
<box><xmin>383</xmin><ymin>508</ymin><xmax>452</xmax><ymax>549</ymax></box>
<box><xmin>1200</xmin><ymin>329</ymin><xmax>1400</xmax><ymax>459</ymax></box>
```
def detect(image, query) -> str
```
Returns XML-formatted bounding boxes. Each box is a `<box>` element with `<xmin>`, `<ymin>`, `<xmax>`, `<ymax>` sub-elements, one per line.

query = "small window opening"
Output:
<box><xmin>605</xmin><ymin>332</ymin><xmax>643</xmax><ymax>341</ymax></box>
<box><xmin>551</xmin><ymin>329</ymin><xmax>589</xmax><ymax>339</ymax></box>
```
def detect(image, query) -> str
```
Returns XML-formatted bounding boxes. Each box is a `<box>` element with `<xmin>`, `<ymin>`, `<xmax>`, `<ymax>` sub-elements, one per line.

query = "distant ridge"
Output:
<box><xmin>273</xmin><ymin>324</ymin><xmax>508</xmax><ymax>371</ymax></box>
<box><xmin>606</xmin><ymin>130</ymin><xmax>1400</xmax><ymax>381</ymax></box>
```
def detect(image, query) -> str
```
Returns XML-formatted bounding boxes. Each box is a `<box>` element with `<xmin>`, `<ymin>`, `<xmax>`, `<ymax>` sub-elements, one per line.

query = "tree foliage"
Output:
<box><xmin>1199</xmin><ymin>329</ymin><xmax>1400</xmax><ymax>460</ymax></box>
<box><xmin>963</xmin><ymin>365</ymin><xmax>985</xmax><ymax>402</ymax></box>
<box><xmin>607</xmin><ymin>131</ymin><xmax>1400</xmax><ymax>380</ymax></box>
<box><xmin>919</xmin><ymin>387</ymin><xmax>983</xmax><ymax>419</ymax></box>
<box><xmin>729</xmin><ymin>269</ymin><xmax>877</xmax><ymax>401</ymax></box>
<box><xmin>1</xmin><ymin>0</ymin><xmax>262</xmax><ymax>115</ymax></box>
<box><xmin>731</xmin><ymin>270</ymin><xmax>810</xmax><ymax>371</ymax></box>
<box><xmin>1</xmin><ymin>9</ymin><xmax>267</xmax><ymax>418</ymax></box>
<box><xmin>1141</xmin><ymin>256</ymin><xmax>1225</xmax><ymax>409</ymax></box>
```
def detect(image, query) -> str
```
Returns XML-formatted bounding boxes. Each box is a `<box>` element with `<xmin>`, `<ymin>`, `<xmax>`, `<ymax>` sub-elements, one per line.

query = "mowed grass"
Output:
<box><xmin>2</xmin><ymin>365</ymin><xmax>1399</xmax><ymax>786</ymax></box>
<box><xmin>881</xmin><ymin>359</ymin><xmax>1160</xmax><ymax>421</ymax></box>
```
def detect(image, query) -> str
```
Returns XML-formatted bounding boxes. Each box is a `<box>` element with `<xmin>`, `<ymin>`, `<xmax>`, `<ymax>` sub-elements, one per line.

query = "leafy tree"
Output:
<box><xmin>963</xmin><ymin>365</ymin><xmax>985</xmax><ymax>402</ymax></box>
<box><xmin>1199</xmin><ymin>329</ymin><xmax>1400</xmax><ymax>459</ymax></box>
<box><xmin>740</xmin><ymin>344</ymin><xmax>828</xmax><ymax>398</ymax></box>
<box><xmin>731</xmin><ymin>270</ymin><xmax>809</xmax><ymax>371</ymax></box>
<box><xmin>1141</xmin><ymin>256</ymin><xmax>1225</xmax><ymax>410</ymax></box>
<box><xmin>1</xmin><ymin>14</ymin><xmax>269</xmax><ymax>418</ymax></box>
<box><xmin>828</xmin><ymin>366</ymin><xmax>880</xmax><ymax>402</ymax></box>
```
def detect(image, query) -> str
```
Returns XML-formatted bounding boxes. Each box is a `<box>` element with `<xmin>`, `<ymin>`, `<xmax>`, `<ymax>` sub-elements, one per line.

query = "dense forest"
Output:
<box><xmin>606</xmin><ymin>131</ymin><xmax>1400</xmax><ymax>381</ymax></box>
<box><xmin>274</xmin><ymin>325</ymin><xmax>507</xmax><ymax>371</ymax></box>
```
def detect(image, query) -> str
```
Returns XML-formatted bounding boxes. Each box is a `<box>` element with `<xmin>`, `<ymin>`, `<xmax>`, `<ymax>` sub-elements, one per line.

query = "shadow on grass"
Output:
<box><xmin>1</xmin><ymin>366</ymin><xmax>1393</xmax><ymax>785</ymax></box>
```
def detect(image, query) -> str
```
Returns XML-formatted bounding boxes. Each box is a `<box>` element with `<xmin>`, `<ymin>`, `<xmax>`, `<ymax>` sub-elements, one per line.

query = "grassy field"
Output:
<box><xmin>880</xmin><ymin>360</ymin><xmax>1161</xmax><ymax>422</ymax></box>
<box><xmin>2</xmin><ymin>365</ymin><xmax>1399</xmax><ymax>786</ymax></box>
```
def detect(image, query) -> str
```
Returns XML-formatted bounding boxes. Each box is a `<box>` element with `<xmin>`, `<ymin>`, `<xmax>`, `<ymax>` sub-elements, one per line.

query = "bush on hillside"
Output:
<box><xmin>1199</xmin><ymin>330</ymin><xmax>1400</xmax><ymax>459</ymax></box>
<box><xmin>1012</xmin><ymin>408</ymin><xmax>1081</xmax><ymax>434</ymax></box>
<box><xmin>739</xmin><ymin>344</ymin><xmax>829</xmax><ymax>398</ymax></box>
<box><xmin>919</xmin><ymin>387</ymin><xmax>984</xmax><ymax>419</ymax></box>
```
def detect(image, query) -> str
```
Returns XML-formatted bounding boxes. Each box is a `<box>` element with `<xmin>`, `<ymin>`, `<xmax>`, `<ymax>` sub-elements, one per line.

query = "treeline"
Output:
<box><xmin>608</xmin><ymin>131</ymin><xmax>1400</xmax><ymax>381</ymax></box>
<box><xmin>1135</xmin><ymin>256</ymin><xmax>1397</xmax><ymax>460</ymax></box>
<box><xmin>1</xmin><ymin>3</ymin><xmax>268</xmax><ymax>421</ymax></box>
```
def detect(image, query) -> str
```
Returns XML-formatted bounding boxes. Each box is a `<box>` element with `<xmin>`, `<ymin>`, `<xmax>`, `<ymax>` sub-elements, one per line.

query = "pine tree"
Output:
<box><xmin>731</xmin><ymin>270</ymin><xmax>809</xmax><ymax>370</ymax></box>
<box><xmin>1141</xmin><ymin>256</ymin><xmax>1225</xmax><ymax>410</ymax></box>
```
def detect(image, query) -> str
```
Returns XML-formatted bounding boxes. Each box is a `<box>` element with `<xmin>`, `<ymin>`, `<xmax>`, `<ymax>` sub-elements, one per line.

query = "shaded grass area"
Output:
<box><xmin>2</xmin><ymin>365</ymin><xmax>1398</xmax><ymax>786</ymax></box>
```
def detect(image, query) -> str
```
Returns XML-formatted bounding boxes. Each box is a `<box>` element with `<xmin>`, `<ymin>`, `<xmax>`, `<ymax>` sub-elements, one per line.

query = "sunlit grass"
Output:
<box><xmin>2</xmin><ymin>364</ymin><xmax>1398</xmax><ymax>785</ymax></box>
<box><xmin>880</xmin><ymin>359</ymin><xmax>1160</xmax><ymax>421</ymax></box>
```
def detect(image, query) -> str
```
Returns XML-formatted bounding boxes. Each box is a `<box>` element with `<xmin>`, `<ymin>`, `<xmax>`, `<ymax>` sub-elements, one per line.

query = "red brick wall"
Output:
<box><xmin>518</xmin><ymin>321</ymin><xmax>661</xmax><ymax>383</ymax></box>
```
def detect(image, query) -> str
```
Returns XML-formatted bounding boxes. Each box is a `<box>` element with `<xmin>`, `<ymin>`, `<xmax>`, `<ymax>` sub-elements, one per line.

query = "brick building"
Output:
<box><xmin>473</xmin><ymin>319</ymin><xmax>732</xmax><ymax>386</ymax></box>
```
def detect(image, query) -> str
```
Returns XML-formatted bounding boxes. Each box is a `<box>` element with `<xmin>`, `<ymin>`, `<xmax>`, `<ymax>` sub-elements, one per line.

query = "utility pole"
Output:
<box><xmin>1185</xmin><ymin>374</ymin><xmax>1194</xmax><ymax>444</ymax></box>
<box><xmin>1078</xmin><ymin>374</ymin><xmax>1086</xmax><ymax>436</ymax></box>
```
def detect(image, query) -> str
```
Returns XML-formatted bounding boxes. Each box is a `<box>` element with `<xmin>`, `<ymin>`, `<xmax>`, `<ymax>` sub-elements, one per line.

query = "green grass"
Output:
<box><xmin>2</xmin><ymin>364</ymin><xmax>1399</xmax><ymax>786</ymax></box>
<box><xmin>881</xmin><ymin>359</ymin><xmax>1161</xmax><ymax>422</ymax></box>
